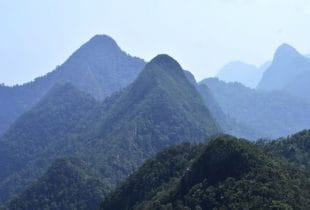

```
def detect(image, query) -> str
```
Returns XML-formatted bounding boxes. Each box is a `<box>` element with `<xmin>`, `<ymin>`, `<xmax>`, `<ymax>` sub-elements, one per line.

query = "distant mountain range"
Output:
<box><xmin>0</xmin><ymin>35</ymin><xmax>145</xmax><ymax>135</ymax></box>
<box><xmin>201</xmin><ymin>78</ymin><xmax>310</xmax><ymax>138</ymax></box>
<box><xmin>216</xmin><ymin>61</ymin><xmax>270</xmax><ymax>88</ymax></box>
<box><xmin>216</xmin><ymin>45</ymin><xmax>310</xmax><ymax>93</ymax></box>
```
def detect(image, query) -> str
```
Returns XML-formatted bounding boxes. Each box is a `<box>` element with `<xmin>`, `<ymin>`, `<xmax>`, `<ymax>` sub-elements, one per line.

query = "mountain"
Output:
<box><xmin>216</xmin><ymin>61</ymin><xmax>268</xmax><ymax>88</ymax></box>
<box><xmin>0</xmin><ymin>84</ymin><xmax>99</xmax><ymax>202</ymax></box>
<box><xmin>0</xmin><ymin>34</ymin><xmax>145</xmax><ymax>135</ymax></box>
<box><xmin>184</xmin><ymin>71</ymin><xmax>259</xmax><ymax>140</ymax></box>
<box><xmin>283</xmin><ymin>70</ymin><xmax>310</xmax><ymax>102</ymax></box>
<box><xmin>101</xmin><ymin>135</ymin><xmax>310</xmax><ymax>209</ymax></box>
<box><xmin>259</xmin><ymin>130</ymin><xmax>310</xmax><ymax>168</ymax></box>
<box><xmin>257</xmin><ymin>44</ymin><xmax>310</xmax><ymax>92</ymax></box>
<box><xmin>0</xmin><ymin>55</ymin><xmax>221</xmax><ymax>204</ymax></box>
<box><xmin>198</xmin><ymin>83</ymin><xmax>260</xmax><ymax>140</ymax></box>
<box><xmin>201</xmin><ymin>78</ymin><xmax>310</xmax><ymax>138</ymax></box>
<box><xmin>6</xmin><ymin>158</ymin><xmax>109</xmax><ymax>210</ymax></box>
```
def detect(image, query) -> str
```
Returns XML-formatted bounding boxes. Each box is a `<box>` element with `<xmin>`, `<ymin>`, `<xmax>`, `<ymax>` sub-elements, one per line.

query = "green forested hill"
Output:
<box><xmin>0</xmin><ymin>34</ymin><xmax>145</xmax><ymax>135</ymax></box>
<box><xmin>101</xmin><ymin>135</ymin><xmax>310</xmax><ymax>210</ymax></box>
<box><xmin>0</xmin><ymin>54</ymin><xmax>221</xmax><ymax>205</ymax></box>
<box><xmin>6</xmin><ymin>158</ymin><xmax>109</xmax><ymax>210</ymax></box>
<box><xmin>0</xmin><ymin>83</ymin><xmax>99</xmax><ymax>202</ymax></box>
<box><xmin>259</xmin><ymin>130</ymin><xmax>310</xmax><ymax>168</ymax></box>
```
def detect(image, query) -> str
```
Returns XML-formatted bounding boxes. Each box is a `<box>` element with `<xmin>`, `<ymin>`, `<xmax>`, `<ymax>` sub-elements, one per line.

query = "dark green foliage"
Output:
<box><xmin>259</xmin><ymin>130</ymin><xmax>310</xmax><ymax>168</ymax></box>
<box><xmin>202</xmin><ymin>77</ymin><xmax>310</xmax><ymax>138</ymax></box>
<box><xmin>0</xmin><ymin>34</ymin><xmax>145</xmax><ymax>135</ymax></box>
<box><xmin>0</xmin><ymin>54</ymin><xmax>220</xmax><ymax>204</ymax></box>
<box><xmin>6</xmin><ymin>158</ymin><xmax>109</xmax><ymax>210</ymax></box>
<box><xmin>101</xmin><ymin>143</ymin><xmax>203</xmax><ymax>210</ymax></box>
<box><xmin>102</xmin><ymin>136</ymin><xmax>310</xmax><ymax>210</ymax></box>
<box><xmin>0</xmin><ymin>84</ymin><xmax>99</xmax><ymax>202</ymax></box>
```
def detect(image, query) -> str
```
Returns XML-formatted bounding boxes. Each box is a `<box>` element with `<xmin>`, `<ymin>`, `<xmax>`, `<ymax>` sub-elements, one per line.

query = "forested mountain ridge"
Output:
<box><xmin>6</xmin><ymin>158</ymin><xmax>109</xmax><ymax>210</ymax></box>
<box><xmin>0</xmin><ymin>34</ymin><xmax>145</xmax><ymax>135</ymax></box>
<box><xmin>0</xmin><ymin>84</ymin><xmax>100</xmax><ymax>203</ymax></box>
<box><xmin>201</xmin><ymin>77</ymin><xmax>310</xmax><ymax>138</ymax></box>
<box><xmin>0</xmin><ymin>54</ymin><xmax>221</xmax><ymax>205</ymax></box>
<box><xmin>101</xmin><ymin>134</ymin><xmax>310</xmax><ymax>210</ymax></box>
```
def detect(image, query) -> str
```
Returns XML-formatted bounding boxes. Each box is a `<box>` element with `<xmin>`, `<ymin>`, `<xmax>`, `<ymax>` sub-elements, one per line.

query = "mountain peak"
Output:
<box><xmin>78</xmin><ymin>34</ymin><xmax>121</xmax><ymax>54</ymax></box>
<box><xmin>273</xmin><ymin>43</ymin><xmax>301</xmax><ymax>62</ymax></box>
<box><xmin>258</xmin><ymin>43</ymin><xmax>310</xmax><ymax>90</ymax></box>
<box><xmin>147</xmin><ymin>54</ymin><xmax>183</xmax><ymax>75</ymax></box>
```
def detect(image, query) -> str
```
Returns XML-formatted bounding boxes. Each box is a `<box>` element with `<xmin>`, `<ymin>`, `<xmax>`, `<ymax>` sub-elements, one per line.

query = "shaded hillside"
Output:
<box><xmin>0</xmin><ymin>34</ymin><xmax>145</xmax><ymax>135</ymax></box>
<box><xmin>283</xmin><ymin>70</ymin><xmax>310</xmax><ymax>103</ymax></box>
<box><xmin>6</xmin><ymin>158</ymin><xmax>109</xmax><ymax>210</ymax></box>
<box><xmin>101</xmin><ymin>136</ymin><xmax>310</xmax><ymax>210</ymax></box>
<box><xmin>185</xmin><ymin>71</ymin><xmax>259</xmax><ymax>140</ymax></box>
<box><xmin>201</xmin><ymin>78</ymin><xmax>310</xmax><ymax>138</ymax></box>
<box><xmin>0</xmin><ymin>55</ymin><xmax>220</xmax><ymax>203</ymax></box>
<box><xmin>0</xmin><ymin>84</ymin><xmax>100</xmax><ymax>202</ymax></box>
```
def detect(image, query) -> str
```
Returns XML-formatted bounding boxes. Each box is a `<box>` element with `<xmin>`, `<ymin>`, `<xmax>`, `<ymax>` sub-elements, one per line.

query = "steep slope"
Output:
<box><xmin>0</xmin><ymin>55</ymin><xmax>221</xmax><ymax>204</ymax></box>
<box><xmin>78</xmin><ymin>54</ymin><xmax>221</xmax><ymax>181</ymax></box>
<box><xmin>6</xmin><ymin>158</ymin><xmax>109</xmax><ymax>210</ymax></box>
<box><xmin>201</xmin><ymin>78</ymin><xmax>310</xmax><ymax>138</ymax></box>
<box><xmin>257</xmin><ymin>44</ymin><xmax>310</xmax><ymax>91</ymax></box>
<box><xmin>101</xmin><ymin>136</ymin><xmax>310</xmax><ymax>210</ymax></box>
<box><xmin>0</xmin><ymin>83</ymin><xmax>99</xmax><ymax>202</ymax></box>
<box><xmin>0</xmin><ymin>34</ymin><xmax>145</xmax><ymax>135</ymax></box>
<box><xmin>216</xmin><ymin>61</ymin><xmax>266</xmax><ymax>88</ymax></box>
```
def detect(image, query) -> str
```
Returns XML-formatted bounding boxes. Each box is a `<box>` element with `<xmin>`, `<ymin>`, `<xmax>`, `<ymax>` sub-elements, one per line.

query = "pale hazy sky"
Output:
<box><xmin>1</xmin><ymin>0</ymin><xmax>310</xmax><ymax>85</ymax></box>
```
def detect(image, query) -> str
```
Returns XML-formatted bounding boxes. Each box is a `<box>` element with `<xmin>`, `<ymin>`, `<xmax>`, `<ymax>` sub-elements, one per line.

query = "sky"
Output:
<box><xmin>1</xmin><ymin>0</ymin><xmax>310</xmax><ymax>85</ymax></box>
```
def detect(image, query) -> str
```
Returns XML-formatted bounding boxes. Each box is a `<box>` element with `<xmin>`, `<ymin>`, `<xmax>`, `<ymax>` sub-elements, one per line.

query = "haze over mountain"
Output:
<box><xmin>201</xmin><ymin>78</ymin><xmax>310</xmax><ymax>139</ymax></box>
<box><xmin>257</xmin><ymin>44</ymin><xmax>310</xmax><ymax>92</ymax></box>
<box><xmin>216</xmin><ymin>61</ymin><xmax>270</xmax><ymax>88</ymax></box>
<box><xmin>0</xmin><ymin>54</ymin><xmax>220</xmax><ymax>204</ymax></box>
<box><xmin>0</xmin><ymin>34</ymin><xmax>145</xmax><ymax>135</ymax></box>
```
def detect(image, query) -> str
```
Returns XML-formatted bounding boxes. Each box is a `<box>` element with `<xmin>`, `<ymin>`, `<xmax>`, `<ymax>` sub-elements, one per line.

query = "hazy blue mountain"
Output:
<box><xmin>201</xmin><ymin>78</ymin><xmax>310</xmax><ymax>138</ymax></box>
<box><xmin>6</xmin><ymin>158</ymin><xmax>109</xmax><ymax>210</ymax></box>
<box><xmin>184</xmin><ymin>71</ymin><xmax>260</xmax><ymax>140</ymax></box>
<box><xmin>257</xmin><ymin>44</ymin><xmax>310</xmax><ymax>91</ymax></box>
<box><xmin>0</xmin><ymin>34</ymin><xmax>145</xmax><ymax>135</ymax></box>
<box><xmin>0</xmin><ymin>55</ymin><xmax>220</xmax><ymax>204</ymax></box>
<box><xmin>101</xmin><ymin>135</ymin><xmax>310</xmax><ymax>210</ymax></box>
<box><xmin>283</xmin><ymin>70</ymin><xmax>310</xmax><ymax>102</ymax></box>
<box><xmin>216</xmin><ymin>61</ymin><xmax>269</xmax><ymax>88</ymax></box>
